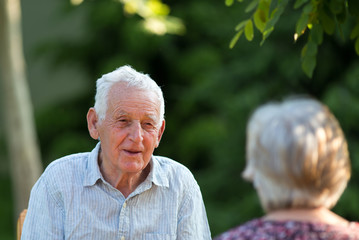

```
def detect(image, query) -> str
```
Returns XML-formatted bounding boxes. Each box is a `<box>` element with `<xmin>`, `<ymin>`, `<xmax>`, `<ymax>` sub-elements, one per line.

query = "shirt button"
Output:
<box><xmin>123</xmin><ymin>202</ymin><xmax>127</xmax><ymax>208</ymax></box>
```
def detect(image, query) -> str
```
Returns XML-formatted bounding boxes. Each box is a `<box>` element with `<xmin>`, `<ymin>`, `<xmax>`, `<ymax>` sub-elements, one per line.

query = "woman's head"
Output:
<box><xmin>243</xmin><ymin>97</ymin><xmax>351</xmax><ymax>212</ymax></box>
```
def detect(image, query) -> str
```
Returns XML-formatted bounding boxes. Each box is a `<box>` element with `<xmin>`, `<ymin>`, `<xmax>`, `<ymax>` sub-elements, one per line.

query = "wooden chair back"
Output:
<box><xmin>16</xmin><ymin>209</ymin><xmax>27</xmax><ymax>240</ymax></box>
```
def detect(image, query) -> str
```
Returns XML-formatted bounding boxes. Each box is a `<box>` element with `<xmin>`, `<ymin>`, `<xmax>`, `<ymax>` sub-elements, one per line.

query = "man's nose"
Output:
<box><xmin>129</xmin><ymin>122</ymin><xmax>144</xmax><ymax>142</ymax></box>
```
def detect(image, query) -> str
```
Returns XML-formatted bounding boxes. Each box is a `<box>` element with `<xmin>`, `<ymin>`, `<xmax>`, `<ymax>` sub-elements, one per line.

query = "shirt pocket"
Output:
<box><xmin>143</xmin><ymin>233</ymin><xmax>176</xmax><ymax>240</ymax></box>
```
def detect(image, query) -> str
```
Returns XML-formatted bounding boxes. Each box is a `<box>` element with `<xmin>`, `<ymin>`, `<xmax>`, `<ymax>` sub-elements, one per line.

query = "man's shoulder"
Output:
<box><xmin>152</xmin><ymin>156</ymin><xmax>192</xmax><ymax>174</ymax></box>
<box><xmin>39</xmin><ymin>151</ymin><xmax>92</xmax><ymax>184</ymax></box>
<box><xmin>152</xmin><ymin>155</ymin><xmax>198</xmax><ymax>187</ymax></box>
<box><xmin>45</xmin><ymin>152</ymin><xmax>90</xmax><ymax>172</ymax></box>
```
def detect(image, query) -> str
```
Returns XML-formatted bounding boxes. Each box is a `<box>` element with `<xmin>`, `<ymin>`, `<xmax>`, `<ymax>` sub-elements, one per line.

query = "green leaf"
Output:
<box><xmin>306</xmin><ymin>40</ymin><xmax>318</xmax><ymax>56</ymax></box>
<box><xmin>348</xmin><ymin>0</ymin><xmax>359</xmax><ymax>16</ymax></box>
<box><xmin>229</xmin><ymin>30</ymin><xmax>244</xmax><ymax>48</ymax></box>
<box><xmin>294</xmin><ymin>0</ymin><xmax>309</xmax><ymax>9</ymax></box>
<box><xmin>355</xmin><ymin>37</ymin><xmax>359</xmax><ymax>55</ymax></box>
<box><xmin>296</xmin><ymin>13</ymin><xmax>309</xmax><ymax>35</ymax></box>
<box><xmin>245</xmin><ymin>0</ymin><xmax>260</xmax><ymax>12</ymax></box>
<box><xmin>302</xmin><ymin>55</ymin><xmax>316</xmax><ymax>78</ymax></box>
<box><xmin>235</xmin><ymin>20</ymin><xmax>249</xmax><ymax>31</ymax></box>
<box><xmin>301</xmin><ymin>40</ymin><xmax>318</xmax><ymax>78</ymax></box>
<box><xmin>302</xmin><ymin>2</ymin><xmax>313</xmax><ymax>14</ymax></box>
<box><xmin>257</xmin><ymin>0</ymin><xmax>270</xmax><ymax>13</ymax></box>
<box><xmin>254</xmin><ymin>0</ymin><xmax>270</xmax><ymax>32</ymax></box>
<box><xmin>261</xmin><ymin>27</ymin><xmax>274</xmax><ymax>45</ymax></box>
<box><xmin>245</xmin><ymin>19</ymin><xmax>254</xmax><ymax>41</ymax></box>
<box><xmin>310</xmin><ymin>24</ymin><xmax>323</xmax><ymax>44</ymax></box>
<box><xmin>350</xmin><ymin>23</ymin><xmax>359</xmax><ymax>40</ymax></box>
<box><xmin>225</xmin><ymin>0</ymin><xmax>234</xmax><ymax>7</ymax></box>
<box><xmin>319</xmin><ymin>9</ymin><xmax>335</xmax><ymax>35</ymax></box>
<box><xmin>254</xmin><ymin>8</ymin><xmax>267</xmax><ymax>32</ymax></box>
<box><xmin>260</xmin><ymin>0</ymin><xmax>289</xmax><ymax>44</ymax></box>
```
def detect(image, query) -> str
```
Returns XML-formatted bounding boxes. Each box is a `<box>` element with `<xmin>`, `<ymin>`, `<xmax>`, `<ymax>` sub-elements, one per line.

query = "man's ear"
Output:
<box><xmin>87</xmin><ymin>108</ymin><xmax>100</xmax><ymax>140</ymax></box>
<box><xmin>155</xmin><ymin>120</ymin><xmax>166</xmax><ymax>148</ymax></box>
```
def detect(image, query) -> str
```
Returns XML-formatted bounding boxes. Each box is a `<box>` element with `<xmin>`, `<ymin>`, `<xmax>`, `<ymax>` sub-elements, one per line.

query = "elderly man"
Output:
<box><xmin>21</xmin><ymin>65</ymin><xmax>211</xmax><ymax>239</ymax></box>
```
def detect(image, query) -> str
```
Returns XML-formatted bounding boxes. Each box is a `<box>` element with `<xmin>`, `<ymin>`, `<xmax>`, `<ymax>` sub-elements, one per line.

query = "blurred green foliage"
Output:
<box><xmin>1</xmin><ymin>0</ymin><xmax>359</xmax><ymax>239</ymax></box>
<box><xmin>228</xmin><ymin>0</ymin><xmax>359</xmax><ymax>78</ymax></box>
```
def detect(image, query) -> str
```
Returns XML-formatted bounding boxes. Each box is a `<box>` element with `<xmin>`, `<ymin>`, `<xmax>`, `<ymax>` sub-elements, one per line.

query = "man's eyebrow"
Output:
<box><xmin>144</xmin><ymin>114</ymin><xmax>159</xmax><ymax>121</ymax></box>
<box><xmin>115</xmin><ymin>110</ymin><xmax>129</xmax><ymax>116</ymax></box>
<box><xmin>115</xmin><ymin>111</ymin><xmax>158</xmax><ymax>120</ymax></box>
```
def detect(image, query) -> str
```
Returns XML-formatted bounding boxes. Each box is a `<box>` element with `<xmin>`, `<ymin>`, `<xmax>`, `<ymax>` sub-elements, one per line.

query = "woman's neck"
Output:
<box><xmin>264</xmin><ymin>207</ymin><xmax>349</xmax><ymax>227</ymax></box>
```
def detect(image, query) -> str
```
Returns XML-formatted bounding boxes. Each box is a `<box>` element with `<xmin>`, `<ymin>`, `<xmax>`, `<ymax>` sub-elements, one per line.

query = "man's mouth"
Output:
<box><xmin>124</xmin><ymin>149</ymin><xmax>141</xmax><ymax>155</ymax></box>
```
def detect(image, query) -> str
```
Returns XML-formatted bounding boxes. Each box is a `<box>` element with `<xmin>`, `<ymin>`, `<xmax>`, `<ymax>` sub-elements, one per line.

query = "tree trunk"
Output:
<box><xmin>0</xmin><ymin>0</ymin><xmax>42</xmax><ymax>217</ymax></box>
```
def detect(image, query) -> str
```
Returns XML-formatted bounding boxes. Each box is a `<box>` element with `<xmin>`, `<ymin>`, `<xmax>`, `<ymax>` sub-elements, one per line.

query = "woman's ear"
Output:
<box><xmin>87</xmin><ymin>108</ymin><xmax>100</xmax><ymax>140</ymax></box>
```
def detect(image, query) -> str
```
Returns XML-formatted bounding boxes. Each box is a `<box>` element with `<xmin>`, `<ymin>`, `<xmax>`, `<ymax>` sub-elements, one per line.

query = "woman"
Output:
<box><xmin>215</xmin><ymin>97</ymin><xmax>359</xmax><ymax>240</ymax></box>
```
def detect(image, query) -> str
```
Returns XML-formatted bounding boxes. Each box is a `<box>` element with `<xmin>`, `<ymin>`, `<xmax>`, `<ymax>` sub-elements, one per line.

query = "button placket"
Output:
<box><xmin>118</xmin><ymin>200</ymin><xmax>129</xmax><ymax>239</ymax></box>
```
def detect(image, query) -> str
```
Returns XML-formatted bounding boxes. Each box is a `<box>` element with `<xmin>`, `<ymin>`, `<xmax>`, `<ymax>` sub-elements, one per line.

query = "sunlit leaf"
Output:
<box><xmin>245</xmin><ymin>20</ymin><xmax>254</xmax><ymax>41</ymax></box>
<box><xmin>235</xmin><ymin>20</ymin><xmax>249</xmax><ymax>31</ymax></box>
<box><xmin>143</xmin><ymin>16</ymin><xmax>185</xmax><ymax>35</ymax></box>
<box><xmin>70</xmin><ymin>0</ymin><xmax>83</xmax><ymax>5</ymax></box>
<box><xmin>225</xmin><ymin>0</ymin><xmax>234</xmax><ymax>7</ymax></box>
<box><xmin>229</xmin><ymin>30</ymin><xmax>244</xmax><ymax>48</ymax></box>
<box><xmin>147</xmin><ymin>0</ymin><xmax>170</xmax><ymax>16</ymax></box>
<box><xmin>254</xmin><ymin>0</ymin><xmax>269</xmax><ymax>32</ymax></box>
<box><xmin>123</xmin><ymin>0</ymin><xmax>138</xmax><ymax>15</ymax></box>
<box><xmin>254</xmin><ymin>8</ymin><xmax>267</xmax><ymax>32</ymax></box>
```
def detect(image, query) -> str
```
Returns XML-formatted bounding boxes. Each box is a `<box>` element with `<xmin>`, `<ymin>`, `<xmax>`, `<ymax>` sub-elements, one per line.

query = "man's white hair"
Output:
<box><xmin>94</xmin><ymin>65</ymin><xmax>165</xmax><ymax>123</ymax></box>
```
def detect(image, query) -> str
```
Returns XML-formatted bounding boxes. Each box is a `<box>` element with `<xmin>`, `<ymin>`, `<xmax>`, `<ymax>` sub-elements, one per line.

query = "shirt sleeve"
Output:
<box><xmin>177</xmin><ymin>183</ymin><xmax>212</xmax><ymax>240</ymax></box>
<box><xmin>21</xmin><ymin>174</ymin><xmax>65</xmax><ymax>240</ymax></box>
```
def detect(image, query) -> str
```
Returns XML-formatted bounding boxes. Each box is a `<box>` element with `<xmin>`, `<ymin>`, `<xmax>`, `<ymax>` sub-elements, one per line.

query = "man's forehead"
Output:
<box><xmin>107</xmin><ymin>83</ymin><xmax>161</xmax><ymax>115</ymax></box>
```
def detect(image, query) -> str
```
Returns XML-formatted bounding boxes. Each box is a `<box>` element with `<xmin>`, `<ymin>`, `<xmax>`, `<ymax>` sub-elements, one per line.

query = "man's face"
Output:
<box><xmin>92</xmin><ymin>82</ymin><xmax>165</xmax><ymax>175</ymax></box>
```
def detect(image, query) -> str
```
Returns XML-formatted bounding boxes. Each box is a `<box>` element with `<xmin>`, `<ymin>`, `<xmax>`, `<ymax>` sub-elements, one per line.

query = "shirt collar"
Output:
<box><xmin>83</xmin><ymin>142</ymin><xmax>102</xmax><ymax>187</ymax></box>
<box><xmin>83</xmin><ymin>143</ymin><xmax>169</xmax><ymax>188</ymax></box>
<box><xmin>147</xmin><ymin>156</ymin><xmax>169</xmax><ymax>188</ymax></box>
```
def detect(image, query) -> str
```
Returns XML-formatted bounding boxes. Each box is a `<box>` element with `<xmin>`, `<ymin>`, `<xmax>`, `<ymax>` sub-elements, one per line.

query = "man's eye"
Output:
<box><xmin>143</xmin><ymin>122</ymin><xmax>155</xmax><ymax>129</ymax></box>
<box><xmin>118</xmin><ymin>119</ymin><xmax>129</xmax><ymax>123</ymax></box>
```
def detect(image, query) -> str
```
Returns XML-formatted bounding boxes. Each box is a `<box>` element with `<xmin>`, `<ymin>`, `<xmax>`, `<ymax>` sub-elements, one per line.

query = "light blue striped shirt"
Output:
<box><xmin>21</xmin><ymin>143</ymin><xmax>211</xmax><ymax>239</ymax></box>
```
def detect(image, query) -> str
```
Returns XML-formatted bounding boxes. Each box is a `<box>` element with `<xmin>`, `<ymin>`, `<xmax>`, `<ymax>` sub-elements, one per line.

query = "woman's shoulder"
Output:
<box><xmin>214</xmin><ymin>219</ymin><xmax>359</xmax><ymax>240</ymax></box>
<box><xmin>213</xmin><ymin>218</ymin><xmax>264</xmax><ymax>240</ymax></box>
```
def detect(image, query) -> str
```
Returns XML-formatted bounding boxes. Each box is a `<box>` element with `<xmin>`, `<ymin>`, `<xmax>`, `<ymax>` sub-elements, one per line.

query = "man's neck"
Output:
<box><xmin>98</xmin><ymin>158</ymin><xmax>151</xmax><ymax>198</ymax></box>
